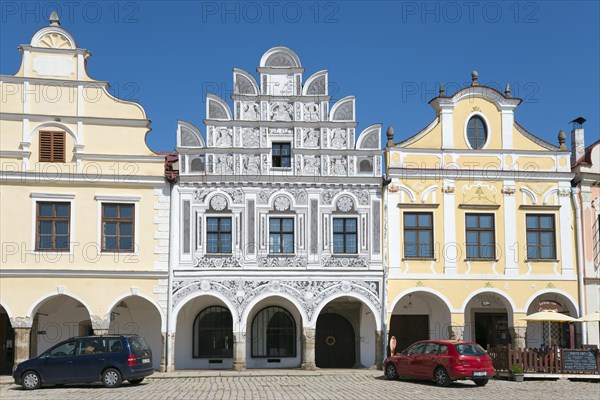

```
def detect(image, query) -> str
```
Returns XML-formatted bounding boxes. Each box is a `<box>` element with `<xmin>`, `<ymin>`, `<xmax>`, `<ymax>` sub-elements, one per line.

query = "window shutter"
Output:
<box><xmin>39</xmin><ymin>131</ymin><xmax>66</xmax><ymax>162</ymax></box>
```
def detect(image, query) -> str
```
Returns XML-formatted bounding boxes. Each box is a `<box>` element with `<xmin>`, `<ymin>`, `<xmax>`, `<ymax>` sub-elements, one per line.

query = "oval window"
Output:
<box><xmin>467</xmin><ymin>116</ymin><xmax>487</xmax><ymax>149</ymax></box>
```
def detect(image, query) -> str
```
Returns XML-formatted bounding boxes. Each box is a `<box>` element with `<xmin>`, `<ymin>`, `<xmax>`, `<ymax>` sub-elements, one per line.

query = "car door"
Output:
<box><xmin>38</xmin><ymin>340</ymin><xmax>76</xmax><ymax>383</ymax></box>
<box><xmin>395</xmin><ymin>342</ymin><xmax>426</xmax><ymax>378</ymax></box>
<box><xmin>417</xmin><ymin>342</ymin><xmax>440</xmax><ymax>378</ymax></box>
<box><xmin>74</xmin><ymin>338</ymin><xmax>107</xmax><ymax>382</ymax></box>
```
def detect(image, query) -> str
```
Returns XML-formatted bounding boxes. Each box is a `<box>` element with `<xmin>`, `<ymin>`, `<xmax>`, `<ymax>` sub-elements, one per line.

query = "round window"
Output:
<box><xmin>467</xmin><ymin>116</ymin><xmax>487</xmax><ymax>149</ymax></box>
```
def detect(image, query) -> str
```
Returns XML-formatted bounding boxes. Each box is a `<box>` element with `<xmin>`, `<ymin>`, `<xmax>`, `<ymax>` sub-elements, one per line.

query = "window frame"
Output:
<box><xmin>205</xmin><ymin>216</ymin><xmax>233</xmax><ymax>254</ymax></box>
<box><xmin>193</xmin><ymin>306</ymin><xmax>234</xmax><ymax>358</ymax></box>
<box><xmin>465</xmin><ymin>213</ymin><xmax>496</xmax><ymax>260</ymax></box>
<box><xmin>39</xmin><ymin>130</ymin><xmax>66</xmax><ymax>163</ymax></box>
<box><xmin>466</xmin><ymin>115</ymin><xmax>488</xmax><ymax>150</ymax></box>
<box><xmin>525</xmin><ymin>213</ymin><xmax>557</xmax><ymax>260</ymax></box>
<box><xmin>269</xmin><ymin>217</ymin><xmax>295</xmax><ymax>254</ymax></box>
<box><xmin>35</xmin><ymin>201</ymin><xmax>71</xmax><ymax>252</ymax></box>
<box><xmin>332</xmin><ymin>217</ymin><xmax>358</xmax><ymax>254</ymax></box>
<box><xmin>251</xmin><ymin>306</ymin><xmax>296</xmax><ymax>358</ymax></box>
<box><xmin>101</xmin><ymin>203</ymin><xmax>135</xmax><ymax>253</ymax></box>
<box><xmin>403</xmin><ymin>212</ymin><xmax>434</xmax><ymax>259</ymax></box>
<box><xmin>271</xmin><ymin>142</ymin><xmax>292</xmax><ymax>169</ymax></box>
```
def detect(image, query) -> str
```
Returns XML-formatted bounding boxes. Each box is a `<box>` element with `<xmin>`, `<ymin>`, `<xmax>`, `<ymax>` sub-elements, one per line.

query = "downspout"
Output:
<box><xmin>572</xmin><ymin>187</ymin><xmax>587</xmax><ymax>344</ymax></box>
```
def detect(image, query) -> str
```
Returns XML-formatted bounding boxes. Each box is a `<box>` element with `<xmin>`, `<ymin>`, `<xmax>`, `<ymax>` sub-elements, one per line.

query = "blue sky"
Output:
<box><xmin>1</xmin><ymin>1</ymin><xmax>598</xmax><ymax>152</ymax></box>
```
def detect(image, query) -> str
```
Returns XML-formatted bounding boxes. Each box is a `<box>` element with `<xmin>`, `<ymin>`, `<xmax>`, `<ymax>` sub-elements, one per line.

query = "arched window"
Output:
<box><xmin>467</xmin><ymin>116</ymin><xmax>488</xmax><ymax>149</ymax></box>
<box><xmin>251</xmin><ymin>306</ymin><xmax>296</xmax><ymax>357</ymax></box>
<box><xmin>193</xmin><ymin>306</ymin><xmax>233</xmax><ymax>358</ymax></box>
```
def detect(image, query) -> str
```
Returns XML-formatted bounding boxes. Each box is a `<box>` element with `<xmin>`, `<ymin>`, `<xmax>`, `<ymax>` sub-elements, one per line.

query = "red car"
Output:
<box><xmin>383</xmin><ymin>340</ymin><xmax>495</xmax><ymax>387</ymax></box>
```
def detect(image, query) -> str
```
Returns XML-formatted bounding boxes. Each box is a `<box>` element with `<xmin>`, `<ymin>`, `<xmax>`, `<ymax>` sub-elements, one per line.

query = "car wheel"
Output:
<box><xmin>474</xmin><ymin>379</ymin><xmax>489</xmax><ymax>386</ymax></box>
<box><xmin>128</xmin><ymin>378</ymin><xmax>144</xmax><ymax>385</ymax></box>
<box><xmin>434</xmin><ymin>367</ymin><xmax>451</xmax><ymax>387</ymax></box>
<box><xmin>102</xmin><ymin>368</ymin><xmax>122</xmax><ymax>388</ymax></box>
<box><xmin>385</xmin><ymin>363</ymin><xmax>398</xmax><ymax>380</ymax></box>
<box><xmin>21</xmin><ymin>371</ymin><xmax>41</xmax><ymax>390</ymax></box>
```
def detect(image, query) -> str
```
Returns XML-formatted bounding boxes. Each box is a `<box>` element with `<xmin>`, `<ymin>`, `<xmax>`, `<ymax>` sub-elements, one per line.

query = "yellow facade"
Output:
<box><xmin>384</xmin><ymin>75</ymin><xmax>580</xmax><ymax>353</ymax></box>
<box><xmin>0</xmin><ymin>16</ymin><xmax>168</xmax><ymax>372</ymax></box>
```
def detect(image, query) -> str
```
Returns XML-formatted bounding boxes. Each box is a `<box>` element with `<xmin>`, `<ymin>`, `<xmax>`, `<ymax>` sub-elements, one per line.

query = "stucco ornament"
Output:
<box><xmin>337</xmin><ymin>196</ymin><xmax>354</xmax><ymax>212</ymax></box>
<box><xmin>274</xmin><ymin>195</ymin><xmax>291</xmax><ymax>211</ymax></box>
<box><xmin>210</xmin><ymin>194</ymin><xmax>227</xmax><ymax>211</ymax></box>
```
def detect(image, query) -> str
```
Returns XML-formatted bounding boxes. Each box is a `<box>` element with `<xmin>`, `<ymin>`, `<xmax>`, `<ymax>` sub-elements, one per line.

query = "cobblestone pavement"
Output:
<box><xmin>1</xmin><ymin>371</ymin><xmax>599</xmax><ymax>400</ymax></box>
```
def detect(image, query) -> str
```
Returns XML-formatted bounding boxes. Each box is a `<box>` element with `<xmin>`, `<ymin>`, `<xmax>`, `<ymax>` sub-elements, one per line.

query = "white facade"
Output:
<box><xmin>168</xmin><ymin>47</ymin><xmax>384</xmax><ymax>370</ymax></box>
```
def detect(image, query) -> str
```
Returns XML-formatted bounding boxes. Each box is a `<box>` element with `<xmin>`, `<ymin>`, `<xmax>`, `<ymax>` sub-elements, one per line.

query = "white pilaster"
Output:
<box><xmin>440</xmin><ymin>107</ymin><xmax>454</xmax><ymax>149</ymax></box>
<box><xmin>443</xmin><ymin>182</ymin><xmax>457</xmax><ymax>274</ymax></box>
<box><xmin>503</xmin><ymin>181</ymin><xmax>518</xmax><ymax>275</ymax></box>
<box><xmin>559</xmin><ymin>185</ymin><xmax>575</xmax><ymax>276</ymax></box>
<box><xmin>387</xmin><ymin>190</ymin><xmax>401</xmax><ymax>270</ymax></box>
<box><xmin>501</xmin><ymin>109</ymin><xmax>514</xmax><ymax>150</ymax></box>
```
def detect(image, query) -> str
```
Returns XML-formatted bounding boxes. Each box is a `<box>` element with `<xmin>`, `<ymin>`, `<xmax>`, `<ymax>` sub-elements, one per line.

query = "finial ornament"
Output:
<box><xmin>49</xmin><ymin>11</ymin><xmax>61</xmax><ymax>26</ymax></box>
<box><xmin>386</xmin><ymin>126</ymin><xmax>394</xmax><ymax>147</ymax></box>
<box><xmin>439</xmin><ymin>83</ymin><xmax>445</xmax><ymax>96</ymax></box>
<box><xmin>505</xmin><ymin>83</ymin><xmax>511</xmax><ymax>97</ymax></box>
<box><xmin>558</xmin><ymin>130</ymin><xmax>567</xmax><ymax>150</ymax></box>
<box><xmin>471</xmin><ymin>71</ymin><xmax>479</xmax><ymax>86</ymax></box>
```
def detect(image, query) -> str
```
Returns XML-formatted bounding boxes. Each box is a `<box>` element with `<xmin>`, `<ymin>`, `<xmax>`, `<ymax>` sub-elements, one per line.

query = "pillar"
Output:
<box><xmin>233</xmin><ymin>331</ymin><xmax>246</xmax><ymax>371</ymax></box>
<box><xmin>160</xmin><ymin>333</ymin><xmax>167</xmax><ymax>372</ymax></box>
<box><xmin>448</xmin><ymin>313</ymin><xmax>465</xmax><ymax>341</ymax></box>
<box><xmin>301</xmin><ymin>327</ymin><xmax>316</xmax><ymax>370</ymax></box>
<box><xmin>374</xmin><ymin>330</ymin><xmax>384</xmax><ymax>370</ymax></box>
<box><xmin>13</xmin><ymin>327</ymin><xmax>31</xmax><ymax>372</ymax></box>
<box><xmin>168</xmin><ymin>333</ymin><xmax>176</xmax><ymax>371</ymax></box>
<box><xmin>94</xmin><ymin>328</ymin><xmax>109</xmax><ymax>335</ymax></box>
<box><xmin>511</xmin><ymin>313</ymin><xmax>527</xmax><ymax>348</ymax></box>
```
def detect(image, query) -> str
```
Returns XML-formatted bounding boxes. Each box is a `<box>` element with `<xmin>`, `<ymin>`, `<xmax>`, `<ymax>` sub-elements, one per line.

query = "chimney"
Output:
<box><xmin>569</xmin><ymin>117</ymin><xmax>586</xmax><ymax>165</ymax></box>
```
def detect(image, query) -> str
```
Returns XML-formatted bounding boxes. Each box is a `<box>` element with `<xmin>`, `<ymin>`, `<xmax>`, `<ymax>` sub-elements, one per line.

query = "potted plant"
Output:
<box><xmin>511</xmin><ymin>364</ymin><xmax>525</xmax><ymax>382</ymax></box>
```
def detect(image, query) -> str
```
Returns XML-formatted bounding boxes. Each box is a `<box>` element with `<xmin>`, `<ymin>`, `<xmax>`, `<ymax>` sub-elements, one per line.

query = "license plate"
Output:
<box><xmin>142</xmin><ymin>358</ymin><xmax>150</xmax><ymax>364</ymax></box>
<box><xmin>473</xmin><ymin>371</ymin><xmax>487</xmax><ymax>377</ymax></box>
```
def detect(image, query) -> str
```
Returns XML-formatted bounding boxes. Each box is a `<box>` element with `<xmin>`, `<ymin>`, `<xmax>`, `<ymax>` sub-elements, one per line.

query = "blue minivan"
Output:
<box><xmin>13</xmin><ymin>335</ymin><xmax>154</xmax><ymax>390</ymax></box>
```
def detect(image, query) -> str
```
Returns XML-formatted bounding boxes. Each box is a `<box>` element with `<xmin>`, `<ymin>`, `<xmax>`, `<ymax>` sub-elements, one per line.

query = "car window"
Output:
<box><xmin>438</xmin><ymin>344</ymin><xmax>448</xmax><ymax>354</ymax></box>
<box><xmin>455</xmin><ymin>343</ymin><xmax>487</xmax><ymax>356</ymax></box>
<box><xmin>48</xmin><ymin>341</ymin><xmax>76</xmax><ymax>358</ymax></box>
<box><xmin>77</xmin><ymin>338</ymin><xmax>105</xmax><ymax>355</ymax></box>
<box><xmin>406</xmin><ymin>343</ymin><xmax>426</xmax><ymax>355</ymax></box>
<box><xmin>424</xmin><ymin>343</ymin><xmax>439</xmax><ymax>354</ymax></box>
<box><xmin>106</xmin><ymin>338</ymin><xmax>124</xmax><ymax>353</ymax></box>
<box><xmin>127</xmin><ymin>337</ymin><xmax>149</xmax><ymax>356</ymax></box>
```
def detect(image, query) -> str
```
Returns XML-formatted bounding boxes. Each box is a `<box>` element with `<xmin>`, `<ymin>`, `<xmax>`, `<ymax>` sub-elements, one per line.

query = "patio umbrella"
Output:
<box><xmin>518</xmin><ymin>311</ymin><xmax>576</xmax><ymax>322</ymax></box>
<box><xmin>577</xmin><ymin>311</ymin><xmax>600</xmax><ymax>322</ymax></box>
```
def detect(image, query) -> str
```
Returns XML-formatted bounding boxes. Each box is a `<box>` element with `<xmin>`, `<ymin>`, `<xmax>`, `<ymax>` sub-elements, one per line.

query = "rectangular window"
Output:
<box><xmin>272</xmin><ymin>143</ymin><xmax>291</xmax><ymax>168</ymax></box>
<box><xmin>269</xmin><ymin>218</ymin><xmax>294</xmax><ymax>254</ymax></box>
<box><xmin>526</xmin><ymin>214</ymin><xmax>556</xmax><ymax>260</ymax></box>
<box><xmin>403</xmin><ymin>212</ymin><xmax>433</xmax><ymax>259</ymax></box>
<box><xmin>206</xmin><ymin>217</ymin><xmax>232</xmax><ymax>254</ymax></box>
<box><xmin>102</xmin><ymin>203</ymin><xmax>134</xmax><ymax>252</ymax></box>
<box><xmin>333</xmin><ymin>218</ymin><xmax>358</xmax><ymax>254</ymax></box>
<box><xmin>36</xmin><ymin>202</ymin><xmax>70</xmax><ymax>251</ymax></box>
<box><xmin>39</xmin><ymin>131</ymin><xmax>65</xmax><ymax>162</ymax></box>
<box><xmin>465</xmin><ymin>213</ymin><xmax>496</xmax><ymax>259</ymax></box>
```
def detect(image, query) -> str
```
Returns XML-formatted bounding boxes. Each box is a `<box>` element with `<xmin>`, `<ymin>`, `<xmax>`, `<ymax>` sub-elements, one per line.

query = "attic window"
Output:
<box><xmin>467</xmin><ymin>116</ymin><xmax>487</xmax><ymax>149</ymax></box>
<box><xmin>39</xmin><ymin>131</ymin><xmax>65</xmax><ymax>162</ymax></box>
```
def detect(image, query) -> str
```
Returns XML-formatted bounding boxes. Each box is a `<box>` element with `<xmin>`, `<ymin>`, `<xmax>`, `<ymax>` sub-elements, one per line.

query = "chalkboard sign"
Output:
<box><xmin>562</xmin><ymin>349</ymin><xmax>599</xmax><ymax>372</ymax></box>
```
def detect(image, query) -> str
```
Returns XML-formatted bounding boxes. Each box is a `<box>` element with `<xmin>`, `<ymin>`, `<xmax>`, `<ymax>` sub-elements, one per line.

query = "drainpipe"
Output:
<box><xmin>572</xmin><ymin>187</ymin><xmax>587</xmax><ymax>344</ymax></box>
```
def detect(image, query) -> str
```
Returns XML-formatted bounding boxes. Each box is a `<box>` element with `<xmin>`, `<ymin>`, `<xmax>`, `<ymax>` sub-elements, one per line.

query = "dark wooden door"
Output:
<box><xmin>475</xmin><ymin>313</ymin><xmax>510</xmax><ymax>347</ymax></box>
<box><xmin>315</xmin><ymin>313</ymin><xmax>355</xmax><ymax>368</ymax></box>
<box><xmin>388</xmin><ymin>315</ymin><xmax>429</xmax><ymax>355</ymax></box>
<box><xmin>0</xmin><ymin>312</ymin><xmax>14</xmax><ymax>375</ymax></box>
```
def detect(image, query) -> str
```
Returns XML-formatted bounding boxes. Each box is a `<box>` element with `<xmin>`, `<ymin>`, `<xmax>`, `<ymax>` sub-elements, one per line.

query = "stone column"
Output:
<box><xmin>301</xmin><ymin>327</ymin><xmax>316</xmax><ymax>370</ymax></box>
<box><xmin>13</xmin><ymin>327</ymin><xmax>31</xmax><ymax>372</ymax></box>
<box><xmin>94</xmin><ymin>328</ymin><xmax>109</xmax><ymax>336</ymax></box>
<box><xmin>168</xmin><ymin>333</ymin><xmax>176</xmax><ymax>372</ymax></box>
<box><xmin>374</xmin><ymin>330</ymin><xmax>384</xmax><ymax>370</ymax></box>
<box><xmin>233</xmin><ymin>332</ymin><xmax>246</xmax><ymax>371</ymax></box>
<box><xmin>448</xmin><ymin>313</ymin><xmax>465</xmax><ymax>341</ymax></box>
<box><xmin>160</xmin><ymin>333</ymin><xmax>167</xmax><ymax>372</ymax></box>
<box><xmin>511</xmin><ymin>314</ymin><xmax>527</xmax><ymax>348</ymax></box>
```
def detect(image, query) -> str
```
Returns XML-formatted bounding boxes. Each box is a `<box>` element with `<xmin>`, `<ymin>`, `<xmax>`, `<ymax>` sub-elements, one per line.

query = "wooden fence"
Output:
<box><xmin>487</xmin><ymin>345</ymin><xmax>599</xmax><ymax>375</ymax></box>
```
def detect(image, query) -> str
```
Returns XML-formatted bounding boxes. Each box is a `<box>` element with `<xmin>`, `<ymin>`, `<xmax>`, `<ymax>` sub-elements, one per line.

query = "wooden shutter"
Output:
<box><xmin>39</xmin><ymin>131</ymin><xmax>65</xmax><ymax>162</ymax></box>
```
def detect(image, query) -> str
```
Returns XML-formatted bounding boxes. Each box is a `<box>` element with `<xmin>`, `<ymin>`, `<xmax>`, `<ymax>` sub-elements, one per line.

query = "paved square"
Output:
<box><xmin>1</xmin><ymin>371</ymin><xmax>599</xmax><ymax>400</ymax></box>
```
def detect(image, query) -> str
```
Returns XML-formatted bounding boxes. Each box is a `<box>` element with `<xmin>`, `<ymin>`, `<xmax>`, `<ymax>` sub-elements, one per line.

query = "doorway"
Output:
<box><xmin>474</xmin><ymin>313</ymin><xmax>511</xmax><ymax>347</ymax></box>
<box><xmin>388</xmin><ymin>315</ymin><xmax>429</xmax><ymax>354</ymax></box>
<box><xmin>315</xmin><ymin>313</ymin><xmax>355</xmax><ymax>368</ymax></box>
<box><xmin>0</xmin><ymin>310</ymin><xmax>14</xmax><ymax>374</ymax></box>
